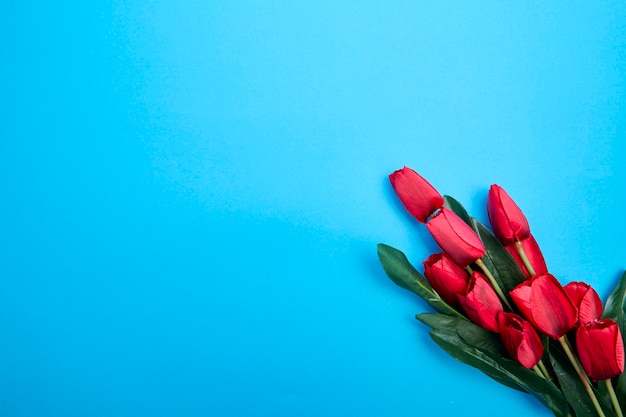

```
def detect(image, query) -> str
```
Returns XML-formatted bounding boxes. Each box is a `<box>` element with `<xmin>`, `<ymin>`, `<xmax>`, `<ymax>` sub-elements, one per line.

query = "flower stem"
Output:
<box><xmin>538</xmin><ymin>360</ymin><xmax>552</xmax><ymax>381</ymax></box>
<box><xmin>605</xmin><ymin>379</ymin><xmax>624</xmax><ymax>417</ymax></box>
<box><xmin>559</xmin><ymin>336</ymin><xmax>606</xmax><ymax>417</ymax></box>
<box><xmin>515</xmin><ymin>240</ymin><xmax>535</xmax><ymax>277</ymax></box>
<box><xmin>475</xmin><ymin>258</ymin><xmax>513</xmax><ymax>310</ymax></box>
<box><xmin>533</xmin><ymin>365</ymin><xmax>546</xmax><ymax>378</ymax></box>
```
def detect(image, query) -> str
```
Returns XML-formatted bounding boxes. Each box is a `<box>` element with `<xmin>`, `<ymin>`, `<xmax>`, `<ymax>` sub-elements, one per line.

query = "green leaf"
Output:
<box><xmin>616</xmin><ymin>375</ymin><xmax>626</xmax><ymax>409</ymax></box>
<box><xmin>603</xmin><ymin>271</ymin><xmax>626</xmax><ymax>342</ymax></box>
<box><xmin>377</xmin><ymin>243</ymin><xmax>463</xmax><ymax>318</ymax></box>
<box><xmin>473</xmin><ymin>219</ymin><xmax>528</xmax><ymax>297</ymax></box>
<box><xmin>416</xmin><ymin>313</ymin><xmax>569</xmax><ymax>416</ymax></box>
<box><xmin>549</xmin><ymin>341</ymin><xmax>617</xmax><ymax>417</ymax></box>
<box><xmin>416</xmin><ymin>313</ymin><xmax>503</xmax><ymax>356</ymax></box>
<box><xmin>429</xmin><ymin>329</ymin><xmax>570</xmax><ymax>417</ymax></box>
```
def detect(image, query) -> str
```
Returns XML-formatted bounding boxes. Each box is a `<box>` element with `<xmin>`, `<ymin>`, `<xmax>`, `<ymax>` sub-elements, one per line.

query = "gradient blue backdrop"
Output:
<box><xmin>1</xmin><ymin>2</ymin><xmax>626</xmax><ymax>416</ymax></box>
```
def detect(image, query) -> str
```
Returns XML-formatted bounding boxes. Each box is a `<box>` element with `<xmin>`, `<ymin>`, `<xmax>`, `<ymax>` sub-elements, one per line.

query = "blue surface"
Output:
<box><xmin>1</xmin><ymin>2</ymin><xmax>626</xmax><ymax>416</ymax></box>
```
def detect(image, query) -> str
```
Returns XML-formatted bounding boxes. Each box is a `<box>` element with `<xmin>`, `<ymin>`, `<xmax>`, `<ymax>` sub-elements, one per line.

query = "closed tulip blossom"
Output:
<box><xmin>426</xmin><ymin>207</ymin><xmax>486</xmax><ymax>267</ymax></box>
<box><xmin>458</xmin><ymin>272</ymin><xmax>503</xmax><ymax>333</ymax></box>
<box><xmin>576</xmin><ymin>319</ymin><xmax>624</xmax><ymax>381</ymax></box>
<box><xmin>563</xmin><ymin>282</ymin><xmax>603</xmax><ymax>325</ymax></box>
<box><xmin>487</xmin><ymin>185</ymin><xmax>531</xmax><ymax>245</ymax></box>
<box><xmin>498</xmin><ymin>312</ymin><xmax>544</xmax><ymax>369</ymax></box>
<box><xmin>389</xmin><ymin>167</ymin><xmax>444</xmax><ymax>223</ymax></box>
<box><xmin>505</xmin><ymin>235</ymin><xmax>548</xmax><ymax>277</ymax></box>
<box><xmin>423</xmin><ymin>253</ymin><xmax>470</xmax><ymax>306</ymax></box>
<box><xmin>488</xmin><ymin>185</ymin><xmax>548</xmax><ymax>277</ymax></box>
<box><xmin>510</xmin><ymin>273</ymin><xmax>577</xmax><ymax>339</ymax></box>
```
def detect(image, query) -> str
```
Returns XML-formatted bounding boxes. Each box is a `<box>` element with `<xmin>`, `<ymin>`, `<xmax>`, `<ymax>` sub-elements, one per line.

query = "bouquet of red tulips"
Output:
<box><xmin>378</xmin><ymin>167</ymin><xmax>625</xmax><ymax>417</ymax></box>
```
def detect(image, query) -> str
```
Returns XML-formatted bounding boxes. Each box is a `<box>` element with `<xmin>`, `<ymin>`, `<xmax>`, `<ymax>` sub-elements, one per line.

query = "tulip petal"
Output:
<box><xmin>389</xmin><ymin>167</ymin><xmax>444</xmax><ymax>223</ymax></box>
<box><xmin>426</xmin><ymin>208</ymin><xmax>486</xmax><ymax>267</ymax></box>
<box><xmin>511</xmin><ymin>274</ymin><xmax>577</xmax><ymax>339</ymax></box>
<box><xmin>576</xmin><ymin>319</ymin><xmax>624</xmax><ymax>380</ymax></box>
<box><xmin>487</xmin><ymin>185</ymin><xmax>531</xmax><ymax>245</ymax></box>
<box><xmin>458</xmin><ymin>273</ymin><xmax>503</xmax><ymax>333</ymax></box>
<box><xmin>529</xmin><ymin>275</ymin><xmax>577</xmax><ymax>339</ymax></box>
<box><xmin>563</xmin><ymin>282</ymin><xmax>602</xmax><ymax>325</ymax></box>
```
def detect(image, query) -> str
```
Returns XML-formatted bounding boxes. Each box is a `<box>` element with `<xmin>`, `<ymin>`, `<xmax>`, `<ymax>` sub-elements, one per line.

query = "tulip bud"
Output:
<box><xmin>498</xmin><ymin>312</ymin><xmax>544</xmax><ymax>369</ymax></box>
<box><xmin>505</xmin><ymin>234</ymin><xmax>548</xmax><ymax>276</ymax></box>
<box><xmin>458</xmin><ymin>272</ymin><xmax>503</xmax><ymax>333</ymax></box>
<box><xmin>423</xmin><ymin>253</ymin><xmax>470</xmax><ymax>306</ymax></box>
<box><xmin>563</xmin><ymin>282</ymin><xmax>603</xmax><ymax>325</ymax></box>
<box><xmin>389</xmin><ymin>167</ymin><xmax>444</xmax><ymax>223</ymax></box>
<box><xmin>576</xmin><ymin>319</ymin><xmax>625</xmax><ymax>381</ymax></box>
<box><xmin>510</xmin><ymin>273</ymin><xmax>577</xmax><ymax>339</ymax></box>
<box><xmin>426</xmin><ymin>207</ymin><xmax>486</xmax><ymax>267</ymax></box>
<box><xmin>487</xmin><ymin>185</ymin><xmax>531</xmax><ymax>245</ymax></box>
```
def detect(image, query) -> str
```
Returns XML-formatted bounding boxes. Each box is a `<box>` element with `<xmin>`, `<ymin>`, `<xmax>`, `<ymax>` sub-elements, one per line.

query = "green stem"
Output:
<box><xmin>533</xmin><ymin>365</ymin><xmax>546</xmax><ymax>379</ymax></box>
<box><xmin>538</xmin><ymin>360</ymin><xmax>552</xmax><ymax>381</ymax></box>
<box><xmin>515</xmin><ymin>240</ymin><xmax>535</xmax><ymax>277</ymax></box>
<box><xmin>605</xmin><ymin>379</ymin><xmax>624</xmax><ymax>417</ymax></box>
<box><xmin>559</xmin><ymin>336</ymin><xmax>606</xmax><ymax>417</ymax></box>
<box><xmin>475</xmin><ymin>258</ymin><xmax>513</xmax><ymax>310</ymax></box>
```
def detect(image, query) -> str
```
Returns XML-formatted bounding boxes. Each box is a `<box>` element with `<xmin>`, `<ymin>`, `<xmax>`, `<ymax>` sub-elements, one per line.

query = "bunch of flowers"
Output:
<box><xmin>379</xmin><ymin>166</ymin><xmax>626</xmax><ymax>417</ymax></box>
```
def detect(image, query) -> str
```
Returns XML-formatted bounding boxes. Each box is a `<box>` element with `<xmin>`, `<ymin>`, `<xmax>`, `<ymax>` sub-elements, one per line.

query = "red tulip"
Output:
<box><xmin>487</xmin><ymin>185</ymin><xmax>531</xmax><ymax>245</ymax></box>
<box><xmin>423</xmin><ymin>253</ymin><xmax>470</xmax><ymax>305</ymax></box>
<box><xmin>426</xmin><ymin>207</ymin><xmax>486</xmax><ymax>267</ymax></box>
<box><xmin>498</xmin><ymin>312</ymin><xmax>544</xmax><ymax>369</ymax></box>
<box><xmin>510</xmin><ymin>273</ymin><xmax>577</xmax><ymax>339</ymax></box>
<box><xmin>389</xmin><ymin>167</ymin><xmax>444</xmax><ymax>223</ymax></box>
<box><xmin>505</xmin><ymin>234</ymin><xmax>548</xmax><ymax>276</ymax></box>
<box><xmin>458</xmin><ymin>272</ymin><xmax>503</xmax><ymax>332</ymax></box>
<box><xmin>563</xmin><ymin>282</ymin><xmax>603</xmax><ymax>325</ymax></box>
<box><xmin>576</xmin><ymin>319</ymin><xmax>625</xmax><ymax>380</ymax></box>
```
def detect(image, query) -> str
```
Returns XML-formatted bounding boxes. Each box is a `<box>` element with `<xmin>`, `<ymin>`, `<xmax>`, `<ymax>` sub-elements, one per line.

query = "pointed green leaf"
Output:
<box><xmin>416</xmin><ymin>313</ymin><xmax>569</xmax><ymax>416</ymax></box>
<box><xmin>377</xmin><ymin>243</ymin><xmax>464</xmax><ymax>318</ymax></box>
<box><xmin>416</xmin><ymin>313</ymin><xmax>503</xmax><ymax>355</ymax></box>
<box><xmin>429</xmin><ymin>329</ymin><xmax>570</xmax><ymax>417</ymax></box>
<box><xmin>549</xmin><ymin>342</ymin><xmax>617</xmax><ymax>417</ymax></box>
<box><xmin>616</xmin><ymin>375</ymin><xmax>626</xmax><ymax>408</ymax></box>
<box><xmin>602</xmin><ymin>271</ymin><xmax>626</xmax><ymax>342</ymax></box>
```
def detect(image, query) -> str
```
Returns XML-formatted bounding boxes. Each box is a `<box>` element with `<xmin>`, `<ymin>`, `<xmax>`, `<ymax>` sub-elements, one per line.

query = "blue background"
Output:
<box><xmin>1</xmin><ymin>2</ymin><xmax>626</xmax><ymax>416</ymax></box>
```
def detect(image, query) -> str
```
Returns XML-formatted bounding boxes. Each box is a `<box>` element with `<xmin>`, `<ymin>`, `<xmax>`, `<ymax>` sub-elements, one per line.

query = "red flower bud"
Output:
<box><xmin>563</xmin><ymin>282</ymin><xmax>603</xmax><ymax>325</ymax></box>
<box><xmin>510</xmin><ymin>273</ymin><xmax>577</xmax><ymax>339</ymax></box>
<box><xmin>498</xmin><ymin>312</ymin><xmax>544</xmax><ymax>369</ymax></box>
<box><xmin>576</xmin><ymin>319</ymin><xmax>625</xmax><ymax>380</ymax></box>
<box><xmin>426</xmin><ymin>207</ymin><xmax>486</xmax><ymax>267</ymax></box>
<box><xmin>389</xmin><ymin>167</ymin><xmax>444</xmax><ymax>223</ymax></box>
<box><xmin>458</xmin><ymin>272</ymin><xmax>503</xmax><ymax>332</ymax></box>
<box><xmin>505</xmin><ymin>234</ymin><xmax>548</xmax><ymax>276</ymax></box>
<box><xmin>423</xmin><ymin>253</ymin><xmax>470</xmax><ymax>305</ymax></box>
<box><xmin>487</xmin><ymin>185</ymin><xmax>531</xmax><ymax>245</ymax></box>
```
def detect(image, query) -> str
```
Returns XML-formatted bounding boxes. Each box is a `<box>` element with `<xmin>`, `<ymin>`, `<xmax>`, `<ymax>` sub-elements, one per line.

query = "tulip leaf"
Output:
<box><xmin>602</xmin><ymin>270</ymin><xmax>626</xmax><ymax>342</ymax></box>
<box><xmin>429</xmin><ymin>328</ymin><xmax>570</xmax><ymax>417</ymax></box>
<box><xmin>377</xmin><ymin>243</ymin><xmax>464</xmax><ymax>318</ymax></box>
<box><xmin>549</xmin><ymin>342</ymin><xmax>618</xmax><ymax>417</ymax></box>
<box><xmin>616</xmin><ymin>375</ymin><xmax>626</xmax><ymax>409</ymax></box>
<box><xmin>416</xmin><ymin>313</ymin><xmax>504</xmax><ymax>356</ymax></box>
